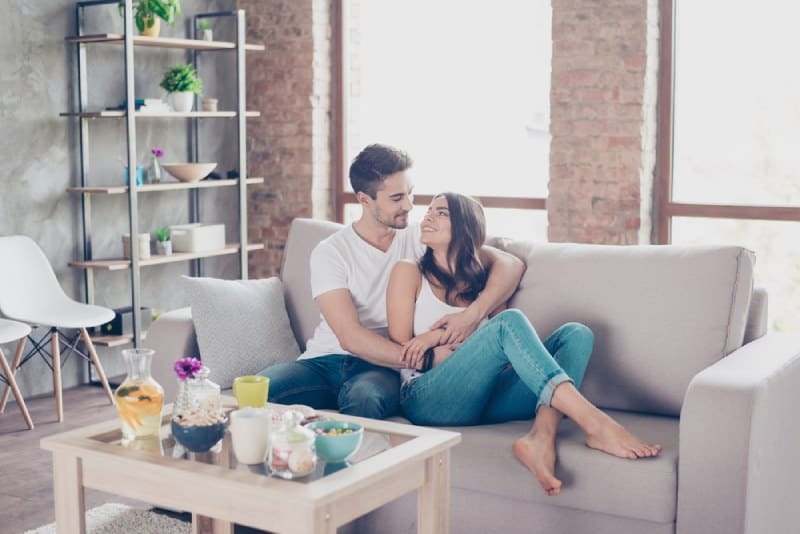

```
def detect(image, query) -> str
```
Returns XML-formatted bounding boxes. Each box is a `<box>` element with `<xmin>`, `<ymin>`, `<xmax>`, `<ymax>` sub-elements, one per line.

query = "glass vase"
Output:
<box><xmin>146</xmin><ymin>154</ymin><xmax>162</xmax><ymax>184</ymax></box>
<box><xmin>115</xmin><ymin>348</ymin><xmax>164</xmax><ymax>441</ymax></box>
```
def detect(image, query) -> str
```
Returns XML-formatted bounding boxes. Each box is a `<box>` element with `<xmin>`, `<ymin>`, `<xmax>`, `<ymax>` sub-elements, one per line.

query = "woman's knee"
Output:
<box><xmin>563</xmin><ymin>322</ymin><xmax>594</xmax><ymax>349</ymax></box>
<box><xmin>495</xmin><ymin>308</ymin><xmax>533</xmax><ymax>331</ymax></box>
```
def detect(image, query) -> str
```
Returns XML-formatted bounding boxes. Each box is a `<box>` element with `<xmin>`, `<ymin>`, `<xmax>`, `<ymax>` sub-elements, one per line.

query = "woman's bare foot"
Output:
<box><xmin>584</xmin><ymin>413</ymin><xmax>662</xmax><ymax>459</ymax></box>
<box><xmin>513</xmin><ymin>432</ymin><xmax>563</xmax><ymax>496</ymax></box>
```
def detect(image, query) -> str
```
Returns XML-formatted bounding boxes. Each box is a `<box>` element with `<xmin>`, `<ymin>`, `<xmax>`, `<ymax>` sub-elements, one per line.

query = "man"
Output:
<box><xmin>261</xmin><ymin>144</ymin><xmax>525</xmax><ymax>419</ymax></box>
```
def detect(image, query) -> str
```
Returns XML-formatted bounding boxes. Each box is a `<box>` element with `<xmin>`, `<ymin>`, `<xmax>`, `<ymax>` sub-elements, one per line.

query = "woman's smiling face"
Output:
<box><xmin>420</xmin><ymin>195</ymin><xmax>451</xmax><ymax>249</ymax></box>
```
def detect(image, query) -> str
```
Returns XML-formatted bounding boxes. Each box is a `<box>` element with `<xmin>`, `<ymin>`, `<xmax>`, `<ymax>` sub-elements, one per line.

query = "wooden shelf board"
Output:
<box><xmin>60</xmin><ymin>110</ymin><xmax>260</xmax><ymax>118</ymax></box>
<box><xmin>67</xmin><ymin>177</ymin><xmax>264</xmax><ymax>195</ymax></box>
<box><xmin>70</xmin><ymin>242</ymin><xmax>265</xmax><ymax>271</ymax></box>
<box><xmin>89</xmin><ymin>332</ymin><xmax>147</xmax><ymax>347</ymax></box>
<box><xmin>65</xmin><ymin>33</ymin><xmax>265</xmax><ymax>51</ymax></box>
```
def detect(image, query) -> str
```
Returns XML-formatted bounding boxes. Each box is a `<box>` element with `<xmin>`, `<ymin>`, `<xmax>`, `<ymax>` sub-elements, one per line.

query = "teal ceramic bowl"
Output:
<box><xmin>306</xmin><ymin>420</ymin><xmax>364</xmax><ymax>463</ymax></box>
<box><xmin>171</xmin><ymin>419</ymin><xmax>227</xmax><ymax>453</ymax></box>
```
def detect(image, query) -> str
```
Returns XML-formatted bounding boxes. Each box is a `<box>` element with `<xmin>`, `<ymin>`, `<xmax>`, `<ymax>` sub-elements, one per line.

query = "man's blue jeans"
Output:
<box><xmin>401</xmin><ymin>309</ymin><xmax>594</xmax><ymax>426</ymax></box>
<box><xmin>259</xmin><ymin>355</ymin><xmax>400</xmax><ymax>419</ymax></box>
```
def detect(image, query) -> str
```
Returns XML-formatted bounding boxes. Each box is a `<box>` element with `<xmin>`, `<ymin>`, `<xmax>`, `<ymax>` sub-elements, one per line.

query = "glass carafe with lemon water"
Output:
<box><xmin>115</xmin><ymin>348</ymin><xmax>164</xmax><ymax>440</ymax></box>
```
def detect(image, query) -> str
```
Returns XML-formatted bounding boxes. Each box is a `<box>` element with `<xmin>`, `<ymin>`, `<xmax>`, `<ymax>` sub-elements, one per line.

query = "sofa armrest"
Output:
<box><xmin>677</xmin><ymin>332</ymin><xmax>800</xmax><ymax>534</ymax></box>
<box><xmin>143</xmin><ymin>307</ymin><xmax>199</xmax><ymax>402</ymax></box>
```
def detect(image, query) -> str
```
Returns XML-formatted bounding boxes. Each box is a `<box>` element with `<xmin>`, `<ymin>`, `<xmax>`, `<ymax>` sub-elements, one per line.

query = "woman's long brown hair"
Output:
<box><xmin>418</xmin><ymin>193</ymin><xmax>487</xmax><ymax>305</ymax></box>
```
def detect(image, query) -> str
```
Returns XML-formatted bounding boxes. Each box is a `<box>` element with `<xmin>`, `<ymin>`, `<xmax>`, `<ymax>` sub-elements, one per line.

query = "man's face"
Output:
<box><xmin>365</xmin><ymin>171</ymin><xmax>414</xmax><ymax>229</ymax></box>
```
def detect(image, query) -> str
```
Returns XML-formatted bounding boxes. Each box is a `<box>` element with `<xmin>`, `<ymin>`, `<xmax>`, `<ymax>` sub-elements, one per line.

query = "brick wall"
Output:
<box><xmin>239</xmin><ymin>0</ymin><xmax>332</xmax><ymax>278</ymax></box>
<box><xmin>243</xmin><ymin>0</ymin><xmax>657</xmax><ymax>277</ymax></box>
<box><xmin>549</xmin><ymin>0</ymin><xmax>657</xmax><ymax>244</ymax></box>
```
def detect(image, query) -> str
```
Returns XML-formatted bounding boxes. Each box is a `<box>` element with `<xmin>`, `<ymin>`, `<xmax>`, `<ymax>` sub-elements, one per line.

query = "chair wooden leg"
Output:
<box><xmin>80</xmin><ymin>328</ymin><xmax>114</xmax><ymax>404</ymax></box>
<box><xmin>0</xmin><ymin>346</ymin><xmax>34</xmax><ymax>429</ymax></box>
<box><xmin>0</xmin><ymin>337</ymin><xmax>26</xmax><ymax>413</ymax></box>
<box><xmin>52</xmin><ymin>329</ymin><xmax>63</xmax><ymax>422</ymax></box>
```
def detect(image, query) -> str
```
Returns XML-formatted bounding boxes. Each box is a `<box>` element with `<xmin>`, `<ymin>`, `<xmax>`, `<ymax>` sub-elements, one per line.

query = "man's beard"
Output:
<box><xmin>375</xmin><ymin>208</ymin><xmax>409</xmax><ymax>230</ymax></box>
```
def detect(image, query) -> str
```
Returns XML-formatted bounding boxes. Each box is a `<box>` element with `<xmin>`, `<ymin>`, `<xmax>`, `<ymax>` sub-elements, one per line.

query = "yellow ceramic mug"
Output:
<box><xmin>233</xmin><ymin>375</ymin><xmax>270</xmax><ymax>408</ymax></box>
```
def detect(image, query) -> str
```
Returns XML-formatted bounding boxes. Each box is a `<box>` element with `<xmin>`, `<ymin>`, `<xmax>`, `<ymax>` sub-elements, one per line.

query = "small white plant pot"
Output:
<box><xmin>201</xmin><ymin>29</ymin><xmax>213</xmax><ymax>41</ymax></box>
<box><xmin>156</xmin><ymin>240</ymin><xmax>173</xmax><ymax>256</ymax></box>
<box><xmin>170</xmin><ymin>92</ymin><xmax>195</xmax><ymax>112</ymax></box>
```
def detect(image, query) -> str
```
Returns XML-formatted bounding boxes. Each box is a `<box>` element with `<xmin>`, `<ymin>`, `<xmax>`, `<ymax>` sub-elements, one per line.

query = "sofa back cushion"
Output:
<box><xmin>281</xmin><ymin>218</ymin><xmax>343</xmax><ymax>350</ymax></box>
<box><xmin>504</xmin><ymin>242</ymin><xmax>755</xmax><ymax>416</ymax></box>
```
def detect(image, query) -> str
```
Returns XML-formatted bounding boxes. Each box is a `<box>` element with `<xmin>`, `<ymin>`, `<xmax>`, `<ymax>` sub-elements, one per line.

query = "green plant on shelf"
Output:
<box><xmin>118</xmin><ymin>0</ymin><xmax>182</xmax><ymax>34</ymax></box>
<box><xmin>155</xmin><ymin>227</ymin><xmax>170</xmax><ymax>242</ymax></box>
<box><xmin>159</xmin><ymin>64</ymin><xmax>203</xmax><ymax>95</ymax></box>
<box><xmin>197</xmin><ymin>19</ymin><xmax>211</xmax><ymax>31</ymax></box>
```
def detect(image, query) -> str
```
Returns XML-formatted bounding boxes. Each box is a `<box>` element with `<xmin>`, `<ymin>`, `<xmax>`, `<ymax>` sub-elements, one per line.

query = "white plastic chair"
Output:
<box><xmin>0</xmin><ymin>318</ymin><xmax>34</xmax><ymax>429</ymax></box>
<box><xmin>0</xmin><ymin>235</ymin><xmax>115</xmax><ymax>422</ymax></box>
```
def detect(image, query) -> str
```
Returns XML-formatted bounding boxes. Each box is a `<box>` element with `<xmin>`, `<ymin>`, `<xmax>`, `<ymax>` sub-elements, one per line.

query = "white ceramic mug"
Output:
<box><xmin>230</xmin><ymin>407</ymin><xmax>271</xmax><ymax>464</ymax></box>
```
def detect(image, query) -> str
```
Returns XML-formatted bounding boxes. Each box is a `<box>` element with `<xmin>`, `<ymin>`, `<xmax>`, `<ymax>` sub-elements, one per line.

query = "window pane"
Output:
<box><xmin>671</xmin><ymin>217</ymin><xmax>800</xmax><ymax>332</ymax></box>
<box><xmin>672</xmin><ymin>2</ymin><xmax>800</xmax><ymax>206</ymax></box>
<box><xmin>346</xmin><ymin>0</ymin><xmax>551</xmax><ymax>198</ymax></box>
<box><xmin>343</xmin><ymin>204</ymin><xmax>547</xmax><ymax>243</ymax></box>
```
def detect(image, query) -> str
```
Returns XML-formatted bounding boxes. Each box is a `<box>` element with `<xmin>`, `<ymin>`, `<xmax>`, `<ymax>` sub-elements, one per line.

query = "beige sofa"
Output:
<box><xmin>147</xmin><ymin>217</ymin><xmax>800</xmax><ymax>534</ymax></box>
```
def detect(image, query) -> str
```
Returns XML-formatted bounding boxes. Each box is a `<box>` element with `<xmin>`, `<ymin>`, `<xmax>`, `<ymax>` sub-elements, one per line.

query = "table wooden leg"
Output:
<box><xmin>192</xmin><ymin>514</ymin><xmax>234</xmax><ymax>534</ymax></box>
<box><xmin>53</xmin><ymin>450</ymin><xmax>85</xmax><ymax>533</ymax></box>
<box><xmin>417</xmin><ymin>450</ymin><xmax>450</xmax><ymax>534</ymax></box>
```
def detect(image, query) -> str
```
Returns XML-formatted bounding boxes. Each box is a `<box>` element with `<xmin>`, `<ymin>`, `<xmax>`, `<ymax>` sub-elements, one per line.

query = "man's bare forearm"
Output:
<box><xmin>471</xmin><ymin>249</ymin><xmax>525</xmax><ymax>319</ymax></box>
<box><xmin>340</xmin><ymin>326</ymin><xmax>406</xmax><ymax>368</ymax></box>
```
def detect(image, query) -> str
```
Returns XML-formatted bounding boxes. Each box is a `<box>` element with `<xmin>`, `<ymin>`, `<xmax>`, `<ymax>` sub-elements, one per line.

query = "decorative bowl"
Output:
<box><xmin>161</xmin><ymin>162</ymin><xmax>217</xmax><ymax>183</ymax></box>
<box><xmin>305</xmin><ymin>420</ymin><xmax>363</xmax><ymax>463</ymax></box>
<box><xmin>171</xmin><ymin>418</ymin><xmax>227</xmax><ymax>453</ymax></box>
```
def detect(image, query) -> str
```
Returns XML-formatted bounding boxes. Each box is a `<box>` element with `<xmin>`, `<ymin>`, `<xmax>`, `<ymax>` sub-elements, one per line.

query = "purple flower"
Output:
<box><xmin>174</xmin><ymin>357</ymin><xmax>202</xmax><ymax>381</ymax></box>
<box><xmin>151</xmin><ymin>147</ymin><xmax>164</xmax><ymax>158</ymax></box>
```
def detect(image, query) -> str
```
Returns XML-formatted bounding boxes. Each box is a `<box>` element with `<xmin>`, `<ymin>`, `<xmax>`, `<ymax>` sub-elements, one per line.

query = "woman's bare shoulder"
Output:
<box><xmin>392</xmin><ymin>260</ymin><xmax>422</xmax><ymax>276</ymax></box>
<box><xmin>389</xmin><ymin>259</ymin><xmax>422</xmax><ymax>287</ymax></box>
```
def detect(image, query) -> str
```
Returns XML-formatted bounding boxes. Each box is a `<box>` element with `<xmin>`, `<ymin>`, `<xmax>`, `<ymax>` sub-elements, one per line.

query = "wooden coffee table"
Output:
<box><xmin>40</xmin><ymin>398</ymin><xmax>461</xmax><ymax>534</ymax></box>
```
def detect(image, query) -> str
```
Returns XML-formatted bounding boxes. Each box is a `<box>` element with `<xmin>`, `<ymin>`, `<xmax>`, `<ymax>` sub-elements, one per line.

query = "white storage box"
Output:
<box><xmin>170</xmin><ymin>223</ymin><xmax>225</xmax><ymax>253</ymax></box>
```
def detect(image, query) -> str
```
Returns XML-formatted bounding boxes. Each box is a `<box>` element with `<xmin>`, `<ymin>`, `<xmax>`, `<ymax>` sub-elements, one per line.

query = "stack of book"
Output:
<box><xmin>138</xmin><ymin>98</ymin><xmax>170</xmax><ymax>113</ymax></box>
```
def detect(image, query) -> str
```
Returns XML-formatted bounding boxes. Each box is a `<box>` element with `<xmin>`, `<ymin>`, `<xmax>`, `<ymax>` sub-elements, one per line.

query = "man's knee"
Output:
<box><xmin>339</xmin><ymin>374</ymin><xmax>400</xmax><ymax>419</ymax></box>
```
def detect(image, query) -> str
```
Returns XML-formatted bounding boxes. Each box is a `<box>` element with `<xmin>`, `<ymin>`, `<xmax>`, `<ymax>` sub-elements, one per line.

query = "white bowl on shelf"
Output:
<box><xmin>161</xmin><ymin>162</ymin><xmax>217</xmax><ymax>183</ymax></box>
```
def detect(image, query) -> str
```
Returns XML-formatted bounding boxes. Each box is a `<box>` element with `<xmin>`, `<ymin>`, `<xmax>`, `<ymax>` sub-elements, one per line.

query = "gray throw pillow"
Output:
<box><xmin>183</xmin><ymin>276</ymin><xmax>301</xmax><ymax>389</ymax></box>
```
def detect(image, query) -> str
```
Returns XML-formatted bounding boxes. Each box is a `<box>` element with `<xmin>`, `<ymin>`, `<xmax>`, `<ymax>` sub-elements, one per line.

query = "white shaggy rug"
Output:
<box><xmin>25</xmin><ymin>503</ymin><xmax>190</xmax><ymax>534</ymax></box>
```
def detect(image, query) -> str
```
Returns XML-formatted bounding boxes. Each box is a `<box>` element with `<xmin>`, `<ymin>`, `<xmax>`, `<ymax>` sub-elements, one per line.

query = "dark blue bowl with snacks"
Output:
<box><xmin>306</xmin><ymin>420</ymin><xmax>364</xmax><ymax>463</ymax></box>
<box><xmin>171</xmin><ymin>418</ymin><xmax>227</xmax><ymax>453</ymax></box>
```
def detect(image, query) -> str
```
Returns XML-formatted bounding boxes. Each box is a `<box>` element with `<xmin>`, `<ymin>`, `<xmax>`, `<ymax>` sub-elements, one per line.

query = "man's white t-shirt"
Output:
<box><xmin>300</xmin><ymin>223</ymin><xmax>425</xmax><ymax>360</ymax></box>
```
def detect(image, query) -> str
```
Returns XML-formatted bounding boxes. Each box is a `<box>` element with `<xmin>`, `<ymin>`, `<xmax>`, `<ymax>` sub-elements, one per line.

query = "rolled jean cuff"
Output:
<box><xmin>535</xmin><ymin>372</ymin><xmax>573</xmax><ymax>411</ymax></box>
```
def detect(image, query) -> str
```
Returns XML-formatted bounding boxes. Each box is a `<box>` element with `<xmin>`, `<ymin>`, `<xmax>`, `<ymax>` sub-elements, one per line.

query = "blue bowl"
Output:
<box><xmin>171</xmin><ymin>419</ymin><xmax>227</xmax><ymax>453</ymax></box>
<box><xmin>306</xmin><ymin>420</ymin><xmax>364</xmax><ymax>463</ymax></box>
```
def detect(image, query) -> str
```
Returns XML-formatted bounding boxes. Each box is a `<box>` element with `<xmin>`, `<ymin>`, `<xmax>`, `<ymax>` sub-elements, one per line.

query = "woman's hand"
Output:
<box><xmin>401</xmin><ymin>330</ymin><xmax>443</xmax><ymax>369</ymax></box>
<box><xmin>430</xmin><ymin>306</ymin><xmax>482</xmax><ymax>346</ymax></box>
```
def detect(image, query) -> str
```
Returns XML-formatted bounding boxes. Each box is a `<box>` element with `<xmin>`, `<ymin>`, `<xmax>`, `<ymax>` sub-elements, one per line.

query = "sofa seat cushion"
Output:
<box><xmin>504</xmin><ymin>242</ymin><xmax>754</xmax><ymax>416</ymax></box>
<box><xmin>445</xmin><ymin>411</ymin><xmax>679</xmax><ymax>524</ymax></box>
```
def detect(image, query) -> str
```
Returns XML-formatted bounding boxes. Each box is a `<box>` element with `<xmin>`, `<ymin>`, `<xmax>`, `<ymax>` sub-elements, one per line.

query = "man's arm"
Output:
<box><xmin>431</xmin><ymin>245</ymin><xmax>525</xmax><ymax>345</ymax></box>
<box><xmin>316</xmin><ymin>289</ymin><xmax>405</xmax><ymax>368</ymax></box>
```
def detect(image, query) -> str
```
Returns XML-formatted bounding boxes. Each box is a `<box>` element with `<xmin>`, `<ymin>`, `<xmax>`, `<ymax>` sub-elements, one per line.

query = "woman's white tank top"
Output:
<box><xmin>413</xmin><ymin>275</ymin><xmax>465</xmax><ymax>335</ymax></box>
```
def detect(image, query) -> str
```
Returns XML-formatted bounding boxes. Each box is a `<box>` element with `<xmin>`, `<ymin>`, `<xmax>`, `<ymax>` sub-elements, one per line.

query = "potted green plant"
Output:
<box><xmin>118</xmin><ymin>0</ymin><xmax>182</xmax><ymax>37</ymax></box>
<box><xmin>160</xmin><ymin>64</ymin><xmax>202</xmax><ymax>112</ymax></box>
<box><xmin>155</xmin><ymin>226</ymin><xmax>172</xmax><ymax>256</ymax></box>
<box><xmin>197</xmin><ymin>19</ymin><xmax>213</xmax><ymax>41</ymax></box>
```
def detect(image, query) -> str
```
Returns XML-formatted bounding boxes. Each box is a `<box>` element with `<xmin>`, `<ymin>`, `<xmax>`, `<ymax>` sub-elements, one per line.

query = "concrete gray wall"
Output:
<box><xmin>0</xmin><ymin>0</ymin><xmax>242</xmax><ymax>401</ymax></box>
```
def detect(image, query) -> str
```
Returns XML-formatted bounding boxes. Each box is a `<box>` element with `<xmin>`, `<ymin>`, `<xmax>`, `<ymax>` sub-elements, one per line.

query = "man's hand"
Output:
<box><xmin>429</xmin><ymin>305</ymin><xmax>482</xmax><ymax>346</ymax></box>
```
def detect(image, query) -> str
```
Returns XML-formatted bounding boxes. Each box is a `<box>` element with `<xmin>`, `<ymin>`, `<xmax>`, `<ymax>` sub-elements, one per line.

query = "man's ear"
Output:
<box><xmin>355</xmin><ymin>191</ymin><xmax>372</xmax><ymax>206</ymax></box>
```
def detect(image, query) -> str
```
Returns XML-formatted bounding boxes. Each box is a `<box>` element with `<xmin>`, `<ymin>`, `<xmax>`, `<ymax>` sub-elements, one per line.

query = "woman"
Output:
<box><xmin>387</xmin><ymin>193</ymin><xmax>661</xmax><ymax>496</ymax></box>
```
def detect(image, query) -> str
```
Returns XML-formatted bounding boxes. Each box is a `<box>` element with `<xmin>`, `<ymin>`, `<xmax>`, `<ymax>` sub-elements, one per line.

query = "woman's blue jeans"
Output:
<box><xmin>400</xmin><ymin>309</ymin><xmax>594</xmax><ymax>426</ymax></box>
